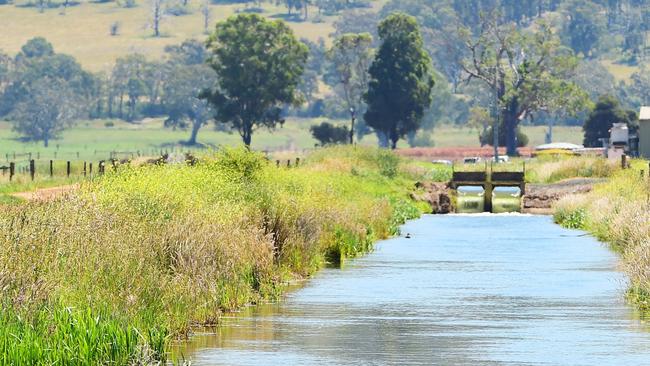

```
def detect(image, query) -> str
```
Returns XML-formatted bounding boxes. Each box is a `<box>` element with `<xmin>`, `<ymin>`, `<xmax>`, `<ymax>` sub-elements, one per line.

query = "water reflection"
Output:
<box><xmin>177</xmin><ymin>215</ymin><xmax>650</xmax><ymax>365</ymax></box>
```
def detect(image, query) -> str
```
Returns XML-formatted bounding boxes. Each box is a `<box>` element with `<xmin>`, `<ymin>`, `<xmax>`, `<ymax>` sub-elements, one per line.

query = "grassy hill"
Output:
<box><xmin>0</xmin><ymin>1</ymin><xmax>349</xmax><ymax>72</ymax></box>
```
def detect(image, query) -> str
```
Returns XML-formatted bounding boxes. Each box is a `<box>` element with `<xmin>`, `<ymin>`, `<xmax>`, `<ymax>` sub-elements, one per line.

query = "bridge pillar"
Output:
<box><xmin>484</xmin><ymin>183</ymin><xmax>493</xmax><ymax>213</ymax></box>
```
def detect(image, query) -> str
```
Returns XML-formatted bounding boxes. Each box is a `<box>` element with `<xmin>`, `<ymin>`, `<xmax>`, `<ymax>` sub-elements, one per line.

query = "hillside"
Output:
<box><xmin>0</xmin><ymin>1</ymin><xmax>352</xmax><ymax>71</ymax></box>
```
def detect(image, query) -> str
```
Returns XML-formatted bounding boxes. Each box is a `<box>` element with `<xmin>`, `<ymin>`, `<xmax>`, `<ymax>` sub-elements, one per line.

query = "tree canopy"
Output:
<box><xmin>202</xmin><ymin>14</ymin><xmax>308</xmax><ymax>147</ymax></box>
<box><xmin>583</xmin><ymin>95</ymin><xmax>637</xmax><ymax>147</ymax></box>
<box><xmin>364</xmin><ymin>13</ymin><xmax>434</xmax><ymax>149</ymax></box>
<box><xmin>460</xmin><ymin>16</ymin><xmax>589</xmax><ymax>155</ymax></box>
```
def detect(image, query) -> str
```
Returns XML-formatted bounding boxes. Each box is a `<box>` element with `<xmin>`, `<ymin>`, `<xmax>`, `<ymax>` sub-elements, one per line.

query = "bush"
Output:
<box><xmin>310</xmin><ymin>122</ymin><xmax>349</xmax><ymax>146</ymax></box>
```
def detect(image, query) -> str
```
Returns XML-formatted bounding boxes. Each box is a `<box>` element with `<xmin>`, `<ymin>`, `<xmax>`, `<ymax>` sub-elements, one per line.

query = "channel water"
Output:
<box><xmin>177</xmin><ymin>215</ymin><xmax>650</xmax><ymax>365</ymax></box>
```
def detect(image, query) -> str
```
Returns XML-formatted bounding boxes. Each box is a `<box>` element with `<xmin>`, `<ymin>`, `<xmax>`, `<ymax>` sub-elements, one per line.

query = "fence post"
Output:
<box><xmin>295</xmin><ymin>157</ymin><xmax>300</xmax><ymax>167</ymax></box>
<box><xmin>66</xmin><ymin>161</ymin><xmax>71</xmax><ymax>177</ymax></box>
<box><xmin>89</xmin><ymin>162</ymin><xmax>93</xmax><ymax>176</ymax></box>
<box><xmin>9</xmin><ymin>162</ymin><xmax>14</xmax><ymax>181</ymax></box>
<box><xmin>36</xmin><ymin>152</ymin><xmax>40</xmax><ymax>160</ymax></box>
<box><xmin>29</xmin><ymin>159</ymin><xmax>35</xmax><ymax>181</ymax></box>
<box><xmin>276</xmin><ymin>160</ymin><xmax>280</xmax><ymax>168</ymax></box>
<box><xmin>99</xmin><ymin>160</ymin><xmax>105</xmax><ymax>175</ymax></box>
<box><xmin>622</xmin><ymin>154</ymin><xmax>628</xmax><ymax>169</ymax></box>
<box><xmin>287</xmin><ymin>159</ymin><xmax>291</xmax><ymax>168</ymax></box>
<box><xmin>50</xmin><ymin>160</ymin><xmax>53</xmax><ymax>177</ymax></box>
<box><xmin>83</xmin><ymin>161</ymin><xmax>87</xmax><ymax>177</ymax></box>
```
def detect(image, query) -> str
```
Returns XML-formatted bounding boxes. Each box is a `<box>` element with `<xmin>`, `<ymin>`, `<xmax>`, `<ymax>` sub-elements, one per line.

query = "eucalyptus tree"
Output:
<box><xmin>11</xmin><ymin>77</ymin><xmax>81</xmax><ymax>147</ymax></box>
<box><xmin>328</xmin><ymin>33</ymin><xmax>373</xmax><ymax>143</ymax></box>
<box><xmin>161</xmin><ymin>40</ymin><xmax>216</xmax><ymax>145</ymax></box>
<box><xmin>364</xmin><ymin>13</ymin><xmax>434</xmax><ymax>149</ymax></box>
<box><xmin>202</xmin><ymin>14</ymin><xmax>308</xmax><ymax>147</ymax></box>
<box><xmin>459</xmin><ymin>16</ymin><xmax>589</xmax><ymax>155</ymax></box>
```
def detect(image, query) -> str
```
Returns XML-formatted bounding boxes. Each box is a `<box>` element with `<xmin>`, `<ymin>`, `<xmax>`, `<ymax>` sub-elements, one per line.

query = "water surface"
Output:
<box><xmin>179</xmin><ymin>215</ymin><xmax>650</xmax><ymax>365</ymax></box>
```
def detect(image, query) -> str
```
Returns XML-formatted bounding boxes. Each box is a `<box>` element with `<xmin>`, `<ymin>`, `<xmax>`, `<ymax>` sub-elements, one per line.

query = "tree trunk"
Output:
<box><xmin>502</xmin><ymin>100</ymin><xmax>519</xmax><ymax>156</ymax></box>
<box><xmin>241</xmin><ymin>123</ymin><xmax>252</xmax><ymax>147</ymax></box>
<box><xmin>44</xmin><ymin>135</ymin><xmax>49</xmax><ymax>148</ymax></box>
<box><xmin>119</xmin><ymin>94</ymin><xmax>124</xmax><ymax>119</ymax></box>
<box><xmin>376</xmin><ymin>130</ymin><xmax>389</xmax><ymax>148</ymax></box>
<box><xmin>188</xmin><ymin>120</ymin><xmax>201</xmax><ymax>145</ymax></box>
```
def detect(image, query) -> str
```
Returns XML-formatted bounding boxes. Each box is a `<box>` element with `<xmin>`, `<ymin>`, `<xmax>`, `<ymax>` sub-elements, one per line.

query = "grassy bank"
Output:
<box><xmin>553</xmin><ymin>162</ymin><xmax>650</xmax><ymax>309</ymax></box>
<box><xmin>0</xmin><ymin>146</ymin><xmax>423</xmax><ymax>364</ymax></box>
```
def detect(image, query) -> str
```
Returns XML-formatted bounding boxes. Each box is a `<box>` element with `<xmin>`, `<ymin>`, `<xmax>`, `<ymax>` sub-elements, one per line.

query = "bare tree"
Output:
<box><xmin>201</xmin><ymin>0</ymin><xmax>211</xmax><ymax>34</ymax></box>
<box><xmin>151</xmin><ymin>0</ymin><xmax>164</xmax><ymax>37</ymax></box>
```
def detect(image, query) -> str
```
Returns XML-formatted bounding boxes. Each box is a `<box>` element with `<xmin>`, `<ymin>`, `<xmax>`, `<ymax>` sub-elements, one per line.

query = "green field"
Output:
<box><xmin>0</xmin><ymin>119</ymin><xmax>584</xmax><ymax>161</ymax></box>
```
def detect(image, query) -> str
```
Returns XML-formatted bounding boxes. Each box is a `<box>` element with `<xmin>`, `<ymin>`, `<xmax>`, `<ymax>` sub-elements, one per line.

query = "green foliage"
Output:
<box><xmin>0</xmin><ymin>306</ymin><xmax>165</xmax><ymax>365</ymax></box>
<box><xmin>327</xmin><ymin>32</ymin><xmax>373</xmax><ymax>127</ymax></box>
<box><xmin>310</xmin><ymin>121</ymin><xmax>349</xmax><ymax>145</ymax></box>
<box><xmin>1</xmin><ymin>38</ymin><xmax>97</xmax><ymax>146</ymax></box>
<box><xmin>460</xmin><ymin>19</ymin><xmax>589</xmax><ymax>155</ymax></box>
<box><xmin>0</xmin><ymin>146</ymin><xmax>421</xmax><ymax>362</ymax></box>
<box><xmin>364</xmin><ymin>13</ymin><xmax>434</xmax><ymax>149</ymax></box>
<box><xmin>561</xmin><ymin>0</ymin><xmax>606</xmax><ymax>58</ymax></box>
<box><xmin>210</xmin><ymin>146</ymin><xmax>267</xmax><ymax>180</ymax></box>
<box><xmin>203</xmin><ymin>14</ymin><xmax>309</xmax><ymax>146</ymax></box>
<box><xmin>480</xmin><ymin>124</ymin><xmax>529</xmax><ymax>147</ymax></box>
<box><xmin>554</xmin><ymin>207</ymin><xmax>587</xmax><ymax>229</ymax></box>
<box><xmin>583</xmin><ymin>95</ymin><xmax>637</xmax><ymax>147</ymax></box>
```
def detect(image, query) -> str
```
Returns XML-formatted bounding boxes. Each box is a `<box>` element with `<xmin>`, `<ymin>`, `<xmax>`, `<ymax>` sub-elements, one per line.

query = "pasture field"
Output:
<box><xmin>0</xmin><ymin>1</ymin><xmax>336</xmax><ymax>71</ymax></box>
<box><xmin>0</xmin><ymin>119</ymin><xmax>584</xmax><ymax>161</ymax></box>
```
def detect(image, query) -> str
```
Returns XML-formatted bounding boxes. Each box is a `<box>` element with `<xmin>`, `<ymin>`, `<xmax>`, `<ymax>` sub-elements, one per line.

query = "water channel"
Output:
<box><xmin>178</xmin><ymin>215</ymin><xmax>650</xmax><ymax>365</ymax></box>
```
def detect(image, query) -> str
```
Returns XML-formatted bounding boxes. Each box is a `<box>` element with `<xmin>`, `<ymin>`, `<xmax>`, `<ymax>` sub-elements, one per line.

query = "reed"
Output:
<box><xmin>0</xmin><ymin>146</ymin><xmax>422</xmax><ymax>363</ymax></box>
<box><xmin>554</xmin><ymin>164</ymin><xmax>650</xmax><ymax>308</ymax></box>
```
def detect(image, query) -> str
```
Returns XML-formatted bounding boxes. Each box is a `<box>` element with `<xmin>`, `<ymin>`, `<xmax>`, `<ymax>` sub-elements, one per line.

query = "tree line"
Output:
<box><xmin>2</xmin><ymin>0</ymin><xmax>649</xmax><ymax>153</ymax></box>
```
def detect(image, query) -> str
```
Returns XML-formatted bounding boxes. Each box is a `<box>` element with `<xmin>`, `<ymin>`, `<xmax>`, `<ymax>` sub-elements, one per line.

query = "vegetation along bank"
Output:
<box><xmin>0</xmin><ymin>146</ymin><xmax>426</xmax><ymax>364</ymax></box>
<box><xmin>554</xmin><ymin>161</ymin><xmax>650</xmax><ymax>308</ymax></box>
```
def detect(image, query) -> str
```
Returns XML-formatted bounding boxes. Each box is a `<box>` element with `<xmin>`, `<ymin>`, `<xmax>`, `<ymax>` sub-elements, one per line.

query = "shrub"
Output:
<box><xmin>310</xmin><ymin>122</ymin><xmax>349</xmax><ymax>146</ymax></box>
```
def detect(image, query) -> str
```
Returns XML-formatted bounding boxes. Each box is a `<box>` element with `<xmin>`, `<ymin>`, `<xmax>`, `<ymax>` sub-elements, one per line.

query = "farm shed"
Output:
<box><xmin>640</xmin><ymin>107</ymin><xmax>650</xmax><ymax>158</ymax></box>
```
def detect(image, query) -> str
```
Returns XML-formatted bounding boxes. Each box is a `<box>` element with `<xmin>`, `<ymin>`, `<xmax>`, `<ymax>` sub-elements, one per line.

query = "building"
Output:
<box><xmin>640</xmin><ymin>107</ymin><xmax>650</xmax><ymax>158</ymax></box>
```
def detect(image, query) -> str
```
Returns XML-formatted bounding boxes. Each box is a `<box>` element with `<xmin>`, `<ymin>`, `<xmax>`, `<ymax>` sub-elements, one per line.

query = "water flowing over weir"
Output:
<box><xmin>176</xmin><ymin>215</ymin><xmax>650</xmax><ymax>365</ymax></box>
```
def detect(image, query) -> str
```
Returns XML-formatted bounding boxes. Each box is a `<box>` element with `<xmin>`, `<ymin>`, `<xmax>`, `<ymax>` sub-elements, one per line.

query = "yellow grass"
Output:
<box><xmin>601</xmin><ymin>59</ymin><xmax>638</xmax><ymax>83</ymax></box>
<box><xmin>0</xmin><ymin>2</ymin><xmax>336</xmax><ymax>72</ymax></box>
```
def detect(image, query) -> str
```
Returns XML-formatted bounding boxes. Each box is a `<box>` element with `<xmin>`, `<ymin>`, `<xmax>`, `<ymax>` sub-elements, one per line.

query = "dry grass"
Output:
<box><xmin>0</xmin><ymin>146</ymin><xmax>421</xmax><ymax>363</ymax></box>
<box><xmin>554</xmin><ymin>163</ymin><xmax>650</xmax><ymax>309</ymax></box>
<box><xmin>0</xmin><ymin>2</ymin><xmax>336</xmax><ymax>72</ymax></box>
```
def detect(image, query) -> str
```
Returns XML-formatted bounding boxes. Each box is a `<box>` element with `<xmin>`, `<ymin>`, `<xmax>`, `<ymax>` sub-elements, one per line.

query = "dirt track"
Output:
<box><xmin>10</xmin><ymin>184</ymin><xmax>78</xmax><ymax>202</ymax></box>
<box><xmin>523</xmin><ymin>178</ymin><xmax>604</xmax><ymax>214</ymax></box>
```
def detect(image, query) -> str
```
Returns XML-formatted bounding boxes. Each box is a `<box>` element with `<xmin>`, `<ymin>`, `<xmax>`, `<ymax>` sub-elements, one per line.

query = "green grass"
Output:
<box><xmin>0</xmin><ymin>146</ymin><xmax>423</xmax><ymax>364</ymax></box>
<box><xmin>0</xmin><ymin>119</ymin><xmax>585</xmax><ymax>162</ymax></box>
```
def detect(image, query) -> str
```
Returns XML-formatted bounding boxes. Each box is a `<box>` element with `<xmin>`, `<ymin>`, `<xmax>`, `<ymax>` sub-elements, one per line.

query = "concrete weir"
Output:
<box><xmin>450</xmin><ymin>167</ymin><xmax>526</xmax><ymax>213</ymax></box>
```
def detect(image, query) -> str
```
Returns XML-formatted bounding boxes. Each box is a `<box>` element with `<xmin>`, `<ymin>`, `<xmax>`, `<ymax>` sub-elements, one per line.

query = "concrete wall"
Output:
<box><xmin>640</xmin><ymin>120</ymin><xmax>650</xmax><ymax>158</ymax></box>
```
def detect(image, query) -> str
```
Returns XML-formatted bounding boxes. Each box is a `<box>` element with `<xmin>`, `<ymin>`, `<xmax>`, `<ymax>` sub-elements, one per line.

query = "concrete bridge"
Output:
<box><xmin>449</xmin><ymin>165</ymin><xmax>526</xmax><ymax>213</ymax></box>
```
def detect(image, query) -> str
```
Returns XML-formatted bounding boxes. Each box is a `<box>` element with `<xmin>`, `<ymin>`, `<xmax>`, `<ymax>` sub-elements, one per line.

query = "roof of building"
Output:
<box><xmin>535</xmin><ymin>142</ymin><xmax>584</xmax><ymax>151</ymax></box>
<box><xmin>640</xmin><ymin>106</ymin><xmax>650</xmax><ymax>121</ymax></box>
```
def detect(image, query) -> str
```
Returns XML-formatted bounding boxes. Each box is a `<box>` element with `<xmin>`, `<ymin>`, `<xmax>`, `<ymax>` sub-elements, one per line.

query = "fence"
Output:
<box><xmin>0</xmin><ymin>155</ymin><xmax>304</xmax><ymax>183</ymax></box>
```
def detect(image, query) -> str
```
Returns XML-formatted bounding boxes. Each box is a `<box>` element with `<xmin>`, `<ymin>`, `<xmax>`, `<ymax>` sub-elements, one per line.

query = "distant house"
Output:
<box><xmin>640</xmin><ymin>107</ymin><xmax>650</xmax><ymax>158</ymax></box>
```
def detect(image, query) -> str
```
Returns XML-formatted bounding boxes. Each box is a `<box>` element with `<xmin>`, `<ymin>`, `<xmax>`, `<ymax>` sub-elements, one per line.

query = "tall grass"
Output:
<box><xmin>526</xmin><ymin>156</ymin><xmax>618</xmax><ymax>183</ymax></box>
<box><xmin>554</xmin><ymin>164</ymin><xmax>650</xmax><ymax>309</ymax></box>
<box><xmin>0</xmin><ymin>146</ymin><xmax>421</xmax><ymax>363</ymax></box>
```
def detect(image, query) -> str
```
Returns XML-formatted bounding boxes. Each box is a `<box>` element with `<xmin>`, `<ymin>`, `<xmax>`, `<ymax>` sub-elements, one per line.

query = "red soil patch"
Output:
<box><xmin>397</xmin><ymin>147</ymin><xmax>533</xmax><ymax>161</ymax></box>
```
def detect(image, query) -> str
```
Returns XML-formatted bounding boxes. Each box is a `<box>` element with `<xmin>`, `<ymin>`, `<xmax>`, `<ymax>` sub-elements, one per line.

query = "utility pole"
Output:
<box><xmin>349</xmin><ymin>107</ymin><xmax>356</xmax><ymax>145</ymax></box>
<box><xmin>493</xmin><ymin>49</ymin><xmax>499</xmax><ymax>162</ymax></box>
